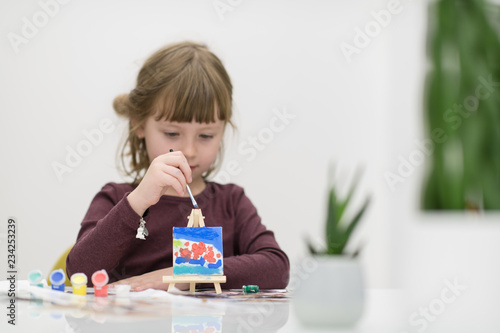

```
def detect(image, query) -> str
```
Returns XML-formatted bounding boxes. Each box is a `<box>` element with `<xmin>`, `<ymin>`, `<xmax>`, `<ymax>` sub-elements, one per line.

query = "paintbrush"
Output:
<box><xmin>186</xmin><ymin>184</ymin><xmax>199</xmax><ymax>208</ymax></box>
<box><xmin>170</xmin><ymin>149</ymin><xmax>199</xmax><ymax>208</ymax></box>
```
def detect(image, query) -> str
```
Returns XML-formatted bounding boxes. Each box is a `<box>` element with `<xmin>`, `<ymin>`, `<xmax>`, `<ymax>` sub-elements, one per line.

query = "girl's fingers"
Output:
<box><xmin>157</xmin><ymin>152</ymin><xmax>192</xmax><ymax>183</ymax></box>
<box><xmin>161</xmin><ymin>164</ymin><xmax>187</xmax><ymax>195</ymax></box>
<box><xmin>134</xmin><ymin>151</ymin><xmax>192</xmax><ymax>208</ymax></box>
<box><xmin>110</xmin><ymin>269</ymin><xmax>171</xmax><ymax>291</ymax></box>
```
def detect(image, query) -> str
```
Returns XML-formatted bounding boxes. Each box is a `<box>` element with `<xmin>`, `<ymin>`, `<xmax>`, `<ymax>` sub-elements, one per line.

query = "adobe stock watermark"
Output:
<box><xmin>52</xmin><ymin>118</ymin><xmax>116</xmax><ymax>182</ymax></box>
<box><xmin>213</xmin><ymin>106</ymin><xmax>296</xmax><ymax>184</ymax></box>
<box><xmin>385</xmin><ymin>74</ymin><xmax>500</xmax><ymax>192</ymax></box>
<box><xmin>213</xmin><ymin>0</ymin><xmax>243</xmax><ymax>21</ymax></box>
<box><xmin>7</xmin><ymin>0</ymin><xmax>73</xmax><ymax>54</ymax></box>
<box><xmin>400</xmin><ymin>277</ymin><xmax>466</xmax><ymax>333</ymax></box>
<box><xmin>340</xmin><ymin>0</ymin><xmax>403</xmax><ymax>63</ymax></box>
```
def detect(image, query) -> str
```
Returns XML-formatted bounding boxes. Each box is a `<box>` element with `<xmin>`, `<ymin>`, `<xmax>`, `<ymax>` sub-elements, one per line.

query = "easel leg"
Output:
<box><xmin>214</xmin><ymin>283</ymin><xmax>222</xmax><ymax>294</ymax></box>
<box><xmin>190</xmin><ymin>282</ymin><xmax>196</xmax><ymax>292</ymax></box>
<box><xmin>167</xmin><ymin>283</ymin><xmax>175</xmax><ymax>292</ymax></box>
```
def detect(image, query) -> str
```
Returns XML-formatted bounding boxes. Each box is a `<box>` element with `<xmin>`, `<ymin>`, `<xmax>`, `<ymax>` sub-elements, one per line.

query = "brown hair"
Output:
<box><xmin>113</xmin><ymin>41</ymin><xmax>233</xmax><ymax>184</ymax></box>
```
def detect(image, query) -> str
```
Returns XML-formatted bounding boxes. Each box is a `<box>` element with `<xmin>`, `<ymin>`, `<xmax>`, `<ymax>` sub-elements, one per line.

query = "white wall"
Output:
<box><xmin>0</xmin><ymin>0</ymin><xmax>402</xmax><ymax>290</ymax></box>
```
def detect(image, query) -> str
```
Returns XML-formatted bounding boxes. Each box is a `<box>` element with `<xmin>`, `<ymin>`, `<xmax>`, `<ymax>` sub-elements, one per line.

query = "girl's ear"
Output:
<box><xmin>132</xmin><ymin>118</ymin><xmax>145</xmax><ymax>139</ymax></box>
<box><xmin>136</xmin><ymin>126</ymin><xmax>145</xmax><ymax>139</ymax></box>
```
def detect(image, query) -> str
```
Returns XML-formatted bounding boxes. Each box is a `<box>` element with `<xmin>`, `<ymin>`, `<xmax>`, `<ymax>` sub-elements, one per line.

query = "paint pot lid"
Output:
<box><xmin>49</xmin><ymin>269</ymin><xmax>66</xmax><ymax>285</ymax></box>
<box><xmin>28</xmin><ymin>270</ymin><xmax>43</xmax><ymax>284</ymax></box>
<box><xmin>115</xmin><ymin>284</ymin><xmax>131</xmax><ymax>296</ymax></box>
<box><xmin>70</xmin><ymin>273</ymin><xmax>88</xmax><ymax>286</ymax></box>
<box><xmin>91</xmin><ymin>269</ymin><xmax>109</xmax><ymax>287</ymax></box>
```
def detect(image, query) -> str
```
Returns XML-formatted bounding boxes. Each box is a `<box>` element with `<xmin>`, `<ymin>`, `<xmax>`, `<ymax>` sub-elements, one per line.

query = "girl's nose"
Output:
<box><xmin>181</xmin><ymin>139</ymin><xmax>197</xmax><ymax>158</ymax></box>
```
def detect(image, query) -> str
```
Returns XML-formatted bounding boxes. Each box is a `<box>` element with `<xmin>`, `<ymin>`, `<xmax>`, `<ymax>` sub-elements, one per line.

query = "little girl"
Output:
<box><xmin>66</xmin><ymin>41</ymin><xmax>289</xmax><ymax>291</ymax></box>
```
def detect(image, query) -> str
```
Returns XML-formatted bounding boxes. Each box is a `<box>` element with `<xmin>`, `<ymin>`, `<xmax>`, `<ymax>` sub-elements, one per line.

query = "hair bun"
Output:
<box><xmin>113</xmin><ymin>94</ymin><xmax>133</xmax><ymax>117</ymax></box>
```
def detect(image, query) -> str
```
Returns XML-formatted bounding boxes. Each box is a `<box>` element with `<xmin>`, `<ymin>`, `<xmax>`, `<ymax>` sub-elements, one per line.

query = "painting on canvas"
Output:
<box><xmin>173</xmin><ymin>227</ymin><xmax>223</xmax><ymax>275</ymax></box>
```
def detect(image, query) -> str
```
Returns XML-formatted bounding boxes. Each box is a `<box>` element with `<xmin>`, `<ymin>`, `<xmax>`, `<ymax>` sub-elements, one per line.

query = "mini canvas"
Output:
<box><xmin>173</xmin><ymin>227</ymin><xmax>223</xmax><ymax>275</ymax></box>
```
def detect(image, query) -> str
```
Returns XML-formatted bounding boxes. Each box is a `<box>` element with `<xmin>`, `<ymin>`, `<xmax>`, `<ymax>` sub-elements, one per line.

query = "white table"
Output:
<box><xmin>0</xmin><ymin>285</ymin><xmax>414</xmax><ymax>332</ymax></box>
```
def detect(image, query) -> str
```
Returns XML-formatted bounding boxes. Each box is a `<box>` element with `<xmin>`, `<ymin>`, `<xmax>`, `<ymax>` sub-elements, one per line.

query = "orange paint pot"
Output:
<box><xmin>91</xmin><ymin>270</ymin><xmax>109</xmax><ymax>297</ymax></box>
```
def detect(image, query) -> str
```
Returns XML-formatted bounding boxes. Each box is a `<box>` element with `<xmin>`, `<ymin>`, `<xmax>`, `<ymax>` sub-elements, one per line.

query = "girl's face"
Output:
<box><xmin>137</xmin><ymin>116</ymin><xmax>225</xmax><ymax>187</ymax></box>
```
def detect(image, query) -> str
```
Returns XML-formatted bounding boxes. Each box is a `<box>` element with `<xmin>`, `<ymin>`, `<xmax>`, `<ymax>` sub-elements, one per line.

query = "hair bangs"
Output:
<box><xmin>153</xmin><ymin>60</ymin><xmax>230</xmax><ymax>124</ymax></box>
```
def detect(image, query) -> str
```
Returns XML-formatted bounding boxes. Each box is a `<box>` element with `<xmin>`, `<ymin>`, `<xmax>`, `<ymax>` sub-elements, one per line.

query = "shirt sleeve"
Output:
<box><xmin>219</xmin><ymin>187</ymin><xmax>290</xmax><ymax>289</ymax></box>
<box><xmin>66</xmin><ymin>183</ymin><xmax>142</xmax><ymax>284</ymax></box>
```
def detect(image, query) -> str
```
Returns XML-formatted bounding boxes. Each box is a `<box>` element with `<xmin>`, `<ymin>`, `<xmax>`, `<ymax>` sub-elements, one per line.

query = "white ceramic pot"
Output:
<box><xmin>292</xmin><ymin>256</ymin><xmax>364</xmax><ymax>327</ymax></box>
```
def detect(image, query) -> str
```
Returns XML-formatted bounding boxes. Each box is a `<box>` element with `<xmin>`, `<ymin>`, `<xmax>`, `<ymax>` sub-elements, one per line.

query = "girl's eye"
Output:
<box><xmin>200</xmin><ymin>134</ymin><xmax>214</xmax><ymax>139</ymax></box>
<box><xmin>165</xmin><ymin>132</ymin><xmax>179</xmax><ymax>137</ymax></box>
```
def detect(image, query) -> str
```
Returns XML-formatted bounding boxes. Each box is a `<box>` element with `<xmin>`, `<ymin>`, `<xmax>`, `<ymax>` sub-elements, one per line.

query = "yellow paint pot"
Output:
<box><xmin>70</xmin><ymin>273</ymin><xmax>88</xmax><ymax>296</ymax></box>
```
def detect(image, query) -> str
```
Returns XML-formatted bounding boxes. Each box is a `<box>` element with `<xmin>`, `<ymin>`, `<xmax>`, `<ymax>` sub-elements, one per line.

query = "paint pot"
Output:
<box><xmin>70</xmin><ymin>273</ymin><xmax>88</xmax><ymax>296</ymax></box>
<box><xmin>242</xmin><ymin>285</ymin><xmax>259</xmax><ymax>294</ymax></box>
<box><xmin>28</xmin><ymin>269</ymin><xmax>44</xmax><ymax>287</ymax></box>
<box><xmin>91</xmin><ymin>269</ymin><xmax>109</xmax><ymax>297</ymax></box>
<box><xmin>49</xmin><ymin>269</ymin><xmax>66</xmax><ymax>292</ymax></box>
<box><xmin>115</xmin><ymin>284</ymin><xmax>131</xmax><ymax>298</ymax></box>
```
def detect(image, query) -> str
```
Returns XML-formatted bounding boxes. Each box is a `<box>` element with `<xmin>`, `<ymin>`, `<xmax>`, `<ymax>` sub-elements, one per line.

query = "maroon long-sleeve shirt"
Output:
<box><xmin>66</xmin><ymin>182</ymin><xmax>289</xmax><ymax>289</ymax></box>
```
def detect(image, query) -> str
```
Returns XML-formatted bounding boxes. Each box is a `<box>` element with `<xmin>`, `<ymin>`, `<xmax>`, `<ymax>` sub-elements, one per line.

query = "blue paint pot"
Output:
<box><xmin>49</xmin><ymin>269</ymin><xmax>66</xmax><ymax>292</ymax></box>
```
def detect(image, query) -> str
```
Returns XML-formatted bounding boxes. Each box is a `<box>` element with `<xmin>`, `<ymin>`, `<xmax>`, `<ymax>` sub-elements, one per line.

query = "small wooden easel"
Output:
<box><xmin>186</xmin><ymin>208</ymin><xmax>205</xmax><ymax>227</ymax></box>
<box><xmin>163</xmin><ymin>208</ymin><xmax>226</xmax><ymax>294</ymax></box>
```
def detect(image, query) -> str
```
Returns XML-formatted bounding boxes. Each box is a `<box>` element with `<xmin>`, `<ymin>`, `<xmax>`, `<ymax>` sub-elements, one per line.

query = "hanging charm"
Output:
<box><xmin>136</xmin><ymin>217</ymin><xmax>149</xmax><ymax>240</ymax></box>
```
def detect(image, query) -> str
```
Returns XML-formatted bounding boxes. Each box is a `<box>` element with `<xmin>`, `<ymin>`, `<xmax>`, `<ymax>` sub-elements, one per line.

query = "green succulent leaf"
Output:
<box><xmin>304</xmin><ymin>235</ymin><xmax>321</xmax><ymax>255</ymax></box>
<box><xmin>340</xmin><ymin>197</ymin><xmax>371</xmax><ymax>251</ymax></box>
<box><xmin>307</xmin><ymin>166</ymin><xmax>370</xmax><ymax>256</ymax></box>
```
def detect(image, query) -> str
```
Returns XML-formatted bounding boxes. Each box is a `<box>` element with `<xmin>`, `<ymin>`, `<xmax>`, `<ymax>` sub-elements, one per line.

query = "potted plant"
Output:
<box><xmin>293</xmin><ymin>168</ymin><xmax>370</xmax><ymax>327</ymax></box>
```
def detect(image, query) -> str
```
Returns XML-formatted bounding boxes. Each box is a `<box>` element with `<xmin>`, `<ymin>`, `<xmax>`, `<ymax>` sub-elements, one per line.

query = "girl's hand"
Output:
<box><xmin>108</xmin><ymin>267</ymin><xmax>189</xmax><ymax>292</ymax></box>
<box><xmin>127</xmin><ymin>151</ymin><xmax>192</xmax><ymax>216</ymax></box>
